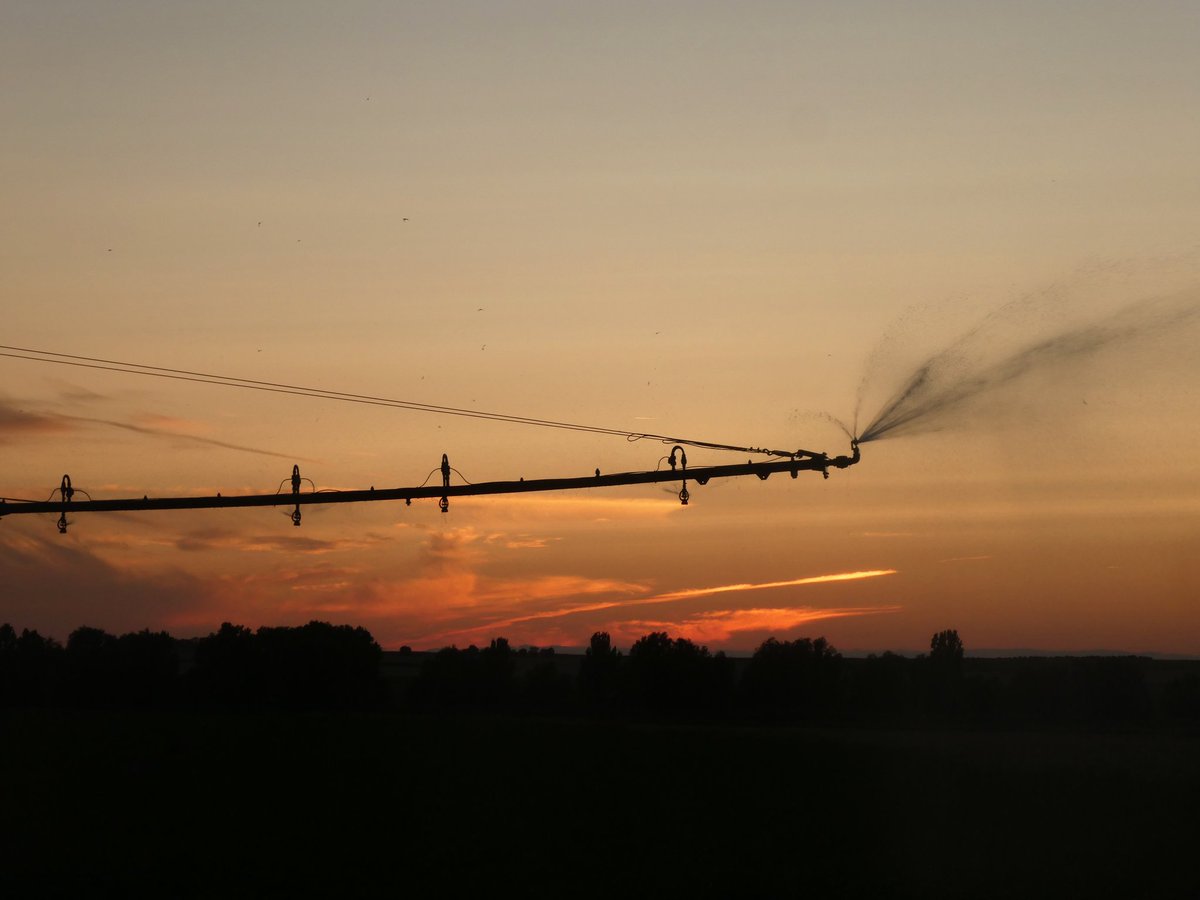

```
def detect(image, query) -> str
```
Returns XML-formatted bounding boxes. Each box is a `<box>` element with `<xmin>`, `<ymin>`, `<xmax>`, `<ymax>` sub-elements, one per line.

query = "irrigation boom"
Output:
<box><xmin>1</xmin><ymin>442</ymin><xmax>860</xmax><ymax>532</ymax></box>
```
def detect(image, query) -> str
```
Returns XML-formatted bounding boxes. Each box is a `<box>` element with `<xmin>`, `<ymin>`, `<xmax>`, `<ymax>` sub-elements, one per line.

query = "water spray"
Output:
<box><xmin>852</xmin><ymin>286</ymin><xmax>1199</xmax><ymax>445</ymax></box>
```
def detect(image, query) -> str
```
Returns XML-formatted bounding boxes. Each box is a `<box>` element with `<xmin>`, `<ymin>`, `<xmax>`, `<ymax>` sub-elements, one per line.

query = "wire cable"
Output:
<box><xmin>0</xmin><ymin>344</ymin><xmax>809</xmax><ymax>458</ymax></box>
<box><xmin>414</xmin><ymin>467</ymin><xmax>442</xmax><ymax>489</ymax></box>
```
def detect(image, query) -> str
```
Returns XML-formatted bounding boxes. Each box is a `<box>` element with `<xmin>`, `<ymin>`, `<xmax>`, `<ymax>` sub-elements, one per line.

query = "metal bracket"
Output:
<box><xmin>58</xmin><ymin>474</ymin><xmax>74</xmax><ymax>534</ymax></box>
<box><xmin>669</xmin><ymin>446</ymin><xmax>689</xmax><ymax>505</ymax></box>
<box><xmin>440</xmin><ymin>453</ymin><xmax>451</xmax><ymax>513</ymax></box>
<box><xmin>291</xmin><ymin>464</ymin><xmax>303</xmax><ymax>526</ymax></box>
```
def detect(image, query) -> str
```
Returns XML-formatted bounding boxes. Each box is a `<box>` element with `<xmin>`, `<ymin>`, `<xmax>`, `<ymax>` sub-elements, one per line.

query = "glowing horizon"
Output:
<box><xmin>414</xmin><ymin>569</ymin><xmax>900</xmax><ymax>646</ymax></box>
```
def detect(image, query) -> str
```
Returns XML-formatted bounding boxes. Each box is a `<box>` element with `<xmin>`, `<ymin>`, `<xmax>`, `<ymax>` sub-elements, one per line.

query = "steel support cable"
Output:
<box><xmin>0</xmin><ymin>345</ymin><xmax>811</xmax><ymax>458</ymax></box>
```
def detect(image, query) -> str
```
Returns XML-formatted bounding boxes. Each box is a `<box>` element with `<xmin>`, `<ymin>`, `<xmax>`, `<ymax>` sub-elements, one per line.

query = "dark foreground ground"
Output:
<box><xmin>2</xmin><ymin>710</ymin><xmax>1197</xmax><ymax>898</ymax></box>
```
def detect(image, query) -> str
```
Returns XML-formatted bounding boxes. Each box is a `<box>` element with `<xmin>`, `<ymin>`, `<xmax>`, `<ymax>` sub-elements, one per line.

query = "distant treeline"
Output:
<box><xmin>0</xmin><ymin>621</ymin><xmax>383</xmax><ymax>710</ymax></box>
<box><xmin>3</xmin><ymin>622</ymin><xmax>1199</xmax><ymax>727</ymax></box>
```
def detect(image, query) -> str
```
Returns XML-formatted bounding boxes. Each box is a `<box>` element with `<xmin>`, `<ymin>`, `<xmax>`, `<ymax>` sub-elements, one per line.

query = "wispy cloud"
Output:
<box><xmin>0</xmin><ymin>399</ymin><xmax>71</xmax><ymax>441</ymax></box>
<box><xmin>414</xmin><ymin>569</ymin><xmax>899</xmax><ymax>645</ymax></box>
<box><xmin>0</xmin><ymin>395</ymin><xmax>307</xmax><ymax>460</ymax></box>
<box><xmin>469</xmin><ymin>575</ymin><xmax>646</xmax><ymax>607</ymax></box>
<box><xmin>63</xmin><ymin>414</ymin><xmax>312</xmax><ymax>461</ymax></box>
<box><xmin>649</xmin><ymin>570</ymin><xmax>898</xmax><ymax>603</ymax></box>
<box><xmin>609</xmin><ymin>605</ymin><xmax>903</xmax><ymax>645</ymax></box>
<box><xmin>47</xmin><ymin>379</ymin><xmax>109</xmax><ymax>403</ymax></box>
<box><xmin>172</xmin><ymin>527</ymin><xmax>391</xmax><ymax>555</ymax></box>
<box><xmin>502</xmin><ymin>537</ymin><xmax>550</xmax><ymax>549</ymax></box>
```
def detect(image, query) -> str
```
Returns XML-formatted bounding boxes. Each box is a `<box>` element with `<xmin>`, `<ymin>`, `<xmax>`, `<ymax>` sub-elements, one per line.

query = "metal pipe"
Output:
<box><xmin>0</xmin><ymin>448</ymin><xmax>859</xmax><ymax>520</ymax></box>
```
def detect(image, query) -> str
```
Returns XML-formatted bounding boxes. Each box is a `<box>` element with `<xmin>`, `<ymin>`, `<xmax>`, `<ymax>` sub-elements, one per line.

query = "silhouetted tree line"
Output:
<box><xmin>3</xmin><ymin>621</ymin><xmax>1199</xmax><ymax>727</ymax></box>
<box><xmin>0</xmin><ymin>621</ymin><xmax>382</xmax><ymax>710</ymax></box>
<box><xmin>405</xmin><ymin>627</ymin><xmax>1199</xmax><ymax>728</ymax></box>
<box><xmin>191</xmin><ymin>621</ymin><xmax>383</xmax><ymax>709</ymax></box>
<box><xmin>418</xmin><ymin>629</ymin><xmax>848</xmax><ymax>719</ymax></box>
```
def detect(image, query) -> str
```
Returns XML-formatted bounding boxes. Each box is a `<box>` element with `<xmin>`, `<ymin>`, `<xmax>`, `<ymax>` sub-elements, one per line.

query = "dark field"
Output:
<box><xmin>2</xmin><ymin>709</ymin><xmax>1197</xmax><ymax>897</ymax></box>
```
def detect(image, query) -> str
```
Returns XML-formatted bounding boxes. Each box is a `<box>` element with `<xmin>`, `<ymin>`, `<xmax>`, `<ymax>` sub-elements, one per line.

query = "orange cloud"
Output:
<box><xmin>504</xmin><ymin>537</ymin><xmax>553</xmax><ymax>549</ymax></box>
<box><xmin>609</xmin><ymin>605</ymin><xmax>903</xmax><ymax>645</ymax></box>
<box><xmin>649</xmin><ymin>570</ymin><xmax>898</xmax><ymax>603</ymax></box>
<box><xmin>416</xmin><ymin>526</ymin><xmax>484</xmax><ymax>572</ymax></box>
<box><xmin>368</xmin><ymin>574</ymin><xmax>648</xmax><ymax>643</ymax></box>
<box><xmin>481</xmin><ymin>569</ymin><xmax>898</xmax><ymax>628</ymax></box>
<box><xmin>469</xmin><ymin>575</ymin><xmax>646</xmax><ymax>607</ymax></box>
<box><xmin>411</xmin><ymin>569</ymin><xmax>899</xmax><ymax>647</ymax></box>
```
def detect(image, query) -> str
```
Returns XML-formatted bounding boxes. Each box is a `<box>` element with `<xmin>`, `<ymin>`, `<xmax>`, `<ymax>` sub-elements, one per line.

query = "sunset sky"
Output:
<box><xmin>3</xmin><ymin>1</ymin><xmax>1198</xmax><ymax>653</ymax></box>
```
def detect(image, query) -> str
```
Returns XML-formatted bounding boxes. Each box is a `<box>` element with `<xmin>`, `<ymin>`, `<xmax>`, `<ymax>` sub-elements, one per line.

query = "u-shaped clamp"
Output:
<box><xmin>58</xmin><ymin>474</ymin><xmax>74</xmax><ymax>534</ymax></box>
<box><xmin>440</xmin><ymin>453</ymin><xmax>451</xmax><ymax>513</ymax></box>
<box><xmin>669</xmin><ymin>446</ymin><xmax>689</xmax><ymax>506</ymax></box>
<box><xmin>291</xmin><ymin>464</ymin><xmax>302</xmax><ymax>526</ymax></box>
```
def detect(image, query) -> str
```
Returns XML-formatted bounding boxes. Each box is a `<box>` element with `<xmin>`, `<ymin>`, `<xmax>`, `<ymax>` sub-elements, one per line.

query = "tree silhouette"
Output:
<box><xmin>579</xmin><ymin>631</ymin><xmax>621</xmax><ymax>711</ymax></box>
<box><xmin>192</xmin><ymin>622</ymin><xmax>257</xmax><ymax>705</ymax></box>
<box><xmin>523</xmin><ymin>655</ymin><xmax>573</xmax><ymax>713</ymax></box>
<box><xmin>915</xmin><ymin>629</ymin><xmax>965</xmax><ymax>717</ymax></box>
<box><xmin>65</xmin><ymin>626</ymin><xmax>119</xmax><ymax>705</ymax></box>
<box><xmin>930</xmin><ymin>630</ymin><xmax>964</xmax><ymax>667</ymax></box>
<box><xmin>254</xmin><ymin>621</ymin><xmax>383</xmax><ymax>708</ymax></box>
<box><xmin>480</xmin><ymin>636</ymin><xmax>516</xmax><ymax>704</ymax></box>
<box><xmin>113</xmin><ymin>629</ymin><xmax>179</xmax><ymax>706</ymax></box>
<box><xmin>192</xmin><ymin>621</ymin><xmax>382</xmax><ymax>709</ymax></box>
<box><xmin>413</xmin><ymin>638</ymin><xmax>516</xmax><ymax>709</ymax></box>
<box><xmin>851</xmin><ymin>651</ymin><xmax>911</xmax><ymax>719</ymax></box>
<box><xmin>624</xmin><ymin>632</ymin><xmax>732</xmax><ymax>713</ymax></box>
<box><xmin>741</xmin><ymin>636</ymin><xmax>843</xmax><ymax>719</ymax></box>
<box><xmin>0</xmin><ymin>624</ymin><xmax>64</xmax><ymax>706</ymax></box>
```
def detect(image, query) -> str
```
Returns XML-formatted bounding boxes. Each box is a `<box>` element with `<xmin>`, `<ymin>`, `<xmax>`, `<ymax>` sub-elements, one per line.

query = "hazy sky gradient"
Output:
<box><xmin>3</xmin><ymin>2</ymin><xmax>1198</xmax><ymax>652</ymax></box>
